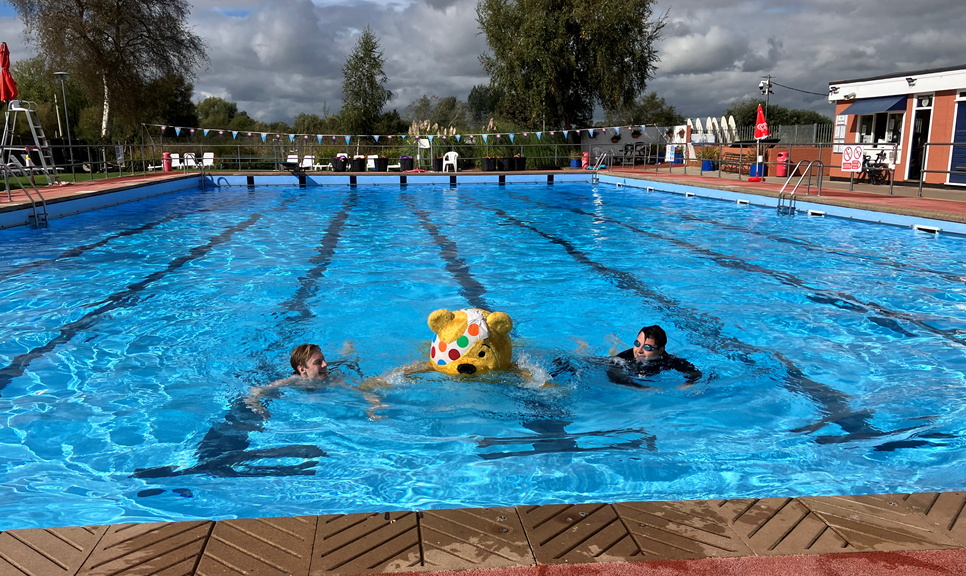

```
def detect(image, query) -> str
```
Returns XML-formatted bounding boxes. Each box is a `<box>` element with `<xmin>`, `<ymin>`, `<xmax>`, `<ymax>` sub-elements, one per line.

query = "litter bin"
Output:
<box><xmin>400</xmin><ymin>156</ymin><xmax>414</xmax><ymax>171</ymax></box>
<box><xmin>582</xmin><ymin>152</ymin><xmax>590</xmax><ymax>169</ymax></box>
<box><xmin>571</xmin><ymin>158</ymin><xmax>581</xmax><ymax>169</ymax></box>
<box><xmin>373</xmin><ymin>157</ymin><xmax>389</xmax><ymax>172</ymax></box>
<box><xmin>350</xmin><ymin>157</ymin><xmax>365</xmax><ymax>172</ymax></box>
<box><xmin>331</xmin><ymin>156</ymin><xmax>346</xmax><ymax>172</ymax></box>
<box><xmin>163</xmin><ymin>152</ymin><xmax>172</xmax><ymax>172</ymax></box>
<box><xmin>497</xmin><ymin>157</ymin><xmax>509</xmax><ymax>171</ymax></box>
<box><xmin>513</xmin><ymin>156</ymin><xmax>526</xmax><ymax>171</ymax></box>
<box><xmin>482</xmin><ymin>157</ymin><xmax>495</xmax><ymax>171</ymax></box>
<box><xmin>776</xmin><ymin>152</ymin><xmax>789</xmax><ymax>177</ymax></box>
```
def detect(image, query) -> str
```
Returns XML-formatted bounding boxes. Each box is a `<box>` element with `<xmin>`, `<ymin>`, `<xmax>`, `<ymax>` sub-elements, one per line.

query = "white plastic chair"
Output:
<box><xmin>170</xmin><ymin>153</ymin><xmax>182</xmax><ymax>170</ymax></box>
<box><xmin>366</xmin><ymin>155</ymin><xmax>379</xmax><ymax>171</ymax></box>
<box><xmin>442</xmin><ymin>151</ymin><xmax>459</xmax><ymax>172</ymax></box>
<box><xmin>183</xmin><ymin>153</ymin><xmax>198</xmax><ymax>169</ymax></box>
<box><xmin>202</xmin><ymin>152</ymin><xmax>216</xmax><ymax>168</ymax></box>
<box><xmin>286</xmin><ymin>154</ymin><xmax>299</xmax><ymax>164</ymax></box>
<box><xmin>388</xmin><ymin>159</ymin><xmax>401</xmax><ymax>171</ymax></box>
<box><xmin>301</xmin><ymin>155</ymin><xmax>315</xmax><ymax>171</ymax></box>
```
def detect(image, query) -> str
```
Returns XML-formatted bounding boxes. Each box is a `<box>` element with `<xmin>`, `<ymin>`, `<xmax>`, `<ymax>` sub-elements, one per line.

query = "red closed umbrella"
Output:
<box><xmin>754</xmin><ymin>104</ymin><xmax>770</xmax><ymax>140</ymax></box>
<box><xmin>0</xmin><ymin>42</ymin><xmax>17</xmax><ymax>102</ymax></box>
<box><xmin>1</xmin><ymin>42</ymin><xmax>17</xmax><ymax>102</ymax></box>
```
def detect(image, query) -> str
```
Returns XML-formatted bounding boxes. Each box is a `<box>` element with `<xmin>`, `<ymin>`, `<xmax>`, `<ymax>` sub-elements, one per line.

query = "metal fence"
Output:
<box><xmin>733</xmin><ymin>123</ymin><xmax>833</xmax><ymax>144</ymax></box>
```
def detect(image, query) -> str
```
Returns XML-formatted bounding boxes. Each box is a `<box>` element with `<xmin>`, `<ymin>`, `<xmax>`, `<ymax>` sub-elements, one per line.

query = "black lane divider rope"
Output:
<box><xmin>401</xmin><ymin>192</ymin><xmax>491</xmax><ymax>311</ymax></box>
<box><xmin>140</xmin><ymin>192</ymin><xmax>361</xmax><ymax>479</ymax></box>
<box><xmin>511</xmin><ymin>190</ymin><xmax>966</xmax><ymax>348</ymax></box>
<box><xmin>602</xmin><ymin>187</ymin><xmax>966</xmax><ymax>285</ymax></box>
<box><xmin>0</xmin><ymin>193</ymin><xmax>241</xmax><ymax>283</ymax></box>
<box><xmin>0</xmin><ymin>196</ymin><xmax>300</xmax><ymax>397</ymax></box>
<box><xmin>479</xmin><ymin>200</ymin><xmax>893</xmax><ymax>444</ymax></box>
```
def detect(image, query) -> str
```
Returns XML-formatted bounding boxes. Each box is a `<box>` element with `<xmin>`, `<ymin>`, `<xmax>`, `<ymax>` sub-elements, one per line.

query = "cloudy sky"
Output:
<box><xmin>1</xmin><ymin>0</ymin><xmax>964</xmax><ymax>126</ymax></box>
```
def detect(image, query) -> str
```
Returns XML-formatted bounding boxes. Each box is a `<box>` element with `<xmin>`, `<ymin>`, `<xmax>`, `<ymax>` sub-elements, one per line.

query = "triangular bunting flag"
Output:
<box><xmin>345</xmin><ymin>135</ymin><xmax>351</xmax><ymax>144</ymax></box>
<box><xmin>261</xmin><ymin>133</ymin><xmax>267</xmax><ymax>142</ymax></box>
<box><xmin>160</xmin><ymin>125</ymin><xmax>166</xmax><ymax>134</ymax></box>
<box><xmin>289</xmin><ymin>134</ymin><xmax>295</xmax><ymax>142</ymax></box>
<box><xmin>615</xmin><ymin>127</ymin><xmax>620</xmax><ymax>135</ymax></box>
<box><xmin>374</xmin><ymin>135</ymin><xmax>380</xmax><ymax>142</ymax></box>
<box><xmin>588</xmin><ymin>129</ymin><xmax>594</xmax><ymax>137</ymax></box>
<box><xmin>536</xmin><ymin>132</ymin><xmax>542</xmax><ymax>140</ymax></box>
<box><xmin>203</xmin><ymin>129</ymin><xmax>210</xmax><ymax>136</ymax></box>
<box><xmin>218</xmin><ymin>130</ymin><xmax>224</xmax><ymax>137</ymax></box>
<box><xmin>318</xmin><ymin>135</ymin><xmax>323</xmax><ymax>143</ymax></box>
<box><xmin>482</xmin><ymin>135</ymin><xmax>488</xmax><ymax>143</ymax></box>
<box><xmin>232</xmin><ymin>131</ymin><xmax>238</xmax><ymax>139</ymax></box>
<box><xmin>455</xmin><ymin>135</ymin><xmax>461</xmax><ymax>142</ymax></box>
<box><xmin>509</xmin><ymin>133</ymin><xmax>515</xmax><ymax>142</ymax></box>
<box><xmin>189</xmin><ymin>129</ymin><xmax>195</xmax><ymax>136</ymax></box>
<box><xmin>640</xmin><ymin>125</ymin><xmax>646</xmax><ymax>131</ymax></box>
<box><xmin>400</xmin><ymin>135</ymin><xmax>406</xmax><ymax>139</ymax></box>
<box><xmin>175</xmin><ymin>127</ymin><xmax>182</xmax><ymax>136</ymax></box>
<box><xmin>563</xmin><ymin>130</ymin><xmax>569</xmax><ymax>138</ymax></box>
<box><xmin>428</xmin><ymin>135</ymin><xmax>435</xmax><ymax>142</ymax></box>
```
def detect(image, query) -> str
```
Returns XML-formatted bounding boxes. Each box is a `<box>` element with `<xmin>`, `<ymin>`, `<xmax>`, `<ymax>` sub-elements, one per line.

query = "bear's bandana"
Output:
<box><xmin>431</xmin><ymin>308</ymin><xmax>490</xmax><ymax>365</ymax></box>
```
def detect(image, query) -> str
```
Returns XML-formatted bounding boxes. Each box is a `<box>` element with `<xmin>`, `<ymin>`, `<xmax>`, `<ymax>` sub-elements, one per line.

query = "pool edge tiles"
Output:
<box><xmin>0</xmin><ymin>491</ymin><xmax>963</xmax><ymax>576</ymax></box>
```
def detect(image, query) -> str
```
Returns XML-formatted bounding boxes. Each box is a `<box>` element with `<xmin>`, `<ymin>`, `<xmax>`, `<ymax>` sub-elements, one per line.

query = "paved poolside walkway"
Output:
<box><xmin>2</xmin><ymin>492</ymin><xmax>965</xmax><ymax>576</ymax></box>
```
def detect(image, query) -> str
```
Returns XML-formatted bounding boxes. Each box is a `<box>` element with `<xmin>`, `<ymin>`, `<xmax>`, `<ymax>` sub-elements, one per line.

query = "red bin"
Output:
<box><xmin>582</xmin><ymin>151</ymin><xmax>590</xmax><ymax>169</ymax></box>
<box><xmin>776</xmin><ymin>152</ymin><xmax>789</xmax><ymax>177</ymax></box>
<box><xmin>162</xmin><ymin>152</ymin><xmax>172</xmax><ymax>172</ymax></box>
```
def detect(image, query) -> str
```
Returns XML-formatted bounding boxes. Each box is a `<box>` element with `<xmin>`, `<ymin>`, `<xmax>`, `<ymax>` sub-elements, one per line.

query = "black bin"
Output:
<box><xmin>373</xmin><ymin>157</ymin><xmax>389</xmax><ymax>172</ymax></box>
<box><xmin>497</xmin><ymin>157</ymin><xmax>509</xmax><ymax>171</ymax></box>
<box><xmin>350</xmin><ymin>157</ymin><xmax>365</xmax><ymax>172</ymax></box>
<box><xmin>481</xmin><ymin>158</ymin><xmax>495</xmax><ymax>171</ymax></box>
<box><xmin>433</xmin><ymin>157</ymin><xmax>443</xmax><ymax>172</ymax></box>
<box><xmin>331</xmin><ymin>157</ymin><xmax>346</xmax><ymax>172</ymax></box>
<box><xmin>513</xmin><ymin>156</ymin><xmax>526</xmax><ymax>171</ymax></box>
<box><xmin>400</xmin><ymin>157</ymin><xmax>414</xmax><ymax>171</ymax></box>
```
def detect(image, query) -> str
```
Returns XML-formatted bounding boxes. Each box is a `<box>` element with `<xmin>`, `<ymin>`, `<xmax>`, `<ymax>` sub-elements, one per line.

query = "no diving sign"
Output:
<box><xmin>841</xmin><ymin>145</ymin><xmax>863</xmax><ymax>172</ymax></box>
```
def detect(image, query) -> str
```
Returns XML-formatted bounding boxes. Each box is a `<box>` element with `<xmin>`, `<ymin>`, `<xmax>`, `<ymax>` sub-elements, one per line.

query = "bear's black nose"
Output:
<box><xmin>457</xmin><ymin>364</ymin><xmax>477</xmax><ymax>374</ymax></box>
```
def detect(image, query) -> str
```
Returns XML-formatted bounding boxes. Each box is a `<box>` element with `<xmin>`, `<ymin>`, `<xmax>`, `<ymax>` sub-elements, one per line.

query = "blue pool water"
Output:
<box><xmin>1</xmin><ymin>182</ymin><xmax>965</xmax><ymax>530</ymax></box>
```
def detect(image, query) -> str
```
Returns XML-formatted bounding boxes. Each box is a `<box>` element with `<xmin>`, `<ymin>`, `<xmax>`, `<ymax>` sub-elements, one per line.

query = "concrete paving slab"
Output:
<box><xmin>310</xmin><ymin>512</ymin><xmax>424</xmax><ymax>575</ymax></box>
<box><xmin>195</xmin><ymin>516</ymin><xmax>317</xmax><ymax>576</ymax></box>
<box><xmin>516</xmin><ymin>504</ymin><xmax>641</xmax><ymax>565</ymax></box>
<box><xmin>75</xmin><ymin>521</ymin><xmax>211</xmax><ymax>576</ymax></box>
<box><xmin>0</xmin><ymin>526</ymin><xmax>108</xmax><ymax>576</ymax></box>
<box><xmin>891</xmin><ymin>492</ymin><xmax>966</xmax><ymax>546</ymax></box>
<box><xmin>614</xmin><ymin>500</ymin><xmax>753</xmax><ymax>560</ymax></box>
<box><xmin>712</xmin><ymin>498</ymin><xmax>853</xmax><ymax>555</ymax></box>
<box><xmin>801</xmin><ymin>495</ymin><xmax>960</xmax><ymax>551</ymax></box>
<box><xmin>419</xmin><ymin>507</ymin><xmax>533</xmax><ymax>571</ymax></box>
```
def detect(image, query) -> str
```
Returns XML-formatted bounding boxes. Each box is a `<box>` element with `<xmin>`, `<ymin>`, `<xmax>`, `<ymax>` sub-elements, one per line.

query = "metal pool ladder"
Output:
<box><xmin>592</xmin><ymin>150</ymin><xmax>612</xmax><ymax>184</ymax></box>
<box><xmin>3</xmin><ymin>155</ymin><xmax>49</xmax><ymax>227</ymax></box>
<box><xmin>777</xmin><ymin>160</ymin><xmax>824</xmax><ymax>215</ymax></box>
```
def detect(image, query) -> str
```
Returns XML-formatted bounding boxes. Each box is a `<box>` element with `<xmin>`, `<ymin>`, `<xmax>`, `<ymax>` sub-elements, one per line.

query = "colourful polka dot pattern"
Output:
<box><xmin>430</xmin><ymin>308</ymin><xmax>491</xmax><ymax>366</ymax></box>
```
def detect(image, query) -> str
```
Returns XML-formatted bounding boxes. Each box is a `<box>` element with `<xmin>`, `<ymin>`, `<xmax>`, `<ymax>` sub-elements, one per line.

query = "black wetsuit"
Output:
<box><xmin>608</xmin><ymin>349</ymin><xmax>703</xmax><ymax>387</ymax></box>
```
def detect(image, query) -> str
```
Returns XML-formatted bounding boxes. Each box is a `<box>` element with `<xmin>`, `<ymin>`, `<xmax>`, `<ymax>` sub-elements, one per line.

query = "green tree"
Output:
<box><xmin>9</xmin><ymin>55</ymin><xmax>89</xmax><ymax>139</ymax></box>
<box><xmin>603</xmin><ymin>92</ymin><xmax>684</xmax><ymax>127</ymax></box>
<box><xmin>404</xmin><ymin>95</ymin><xmax>468</xmax><ymax>130</ymax></box>
<box><xmin>725</xmin><ymin>99</ymin><xmax>832</xmax><ymax>127</ymax></box>
<box><xmin>198</xmin><ymin>97</ymin><xmax>240</xmax><ymax>128</ymax></box>
<box><xmin>340</xmin><ymin>26</ymin><xmax>392</xmax><ymax>138</ymax></box>
<box><xmin>477</xmin><ymin>0</ymin><xmax>666</xmax><ymax>129</ymax></box>
<box><xmin>467</xmin><ymin>84</ymin><xmax>502</xmax><ymax>126</ymax></box>
<box><xmin>374</xmin><ymin>109</ymin><xmax>409</xmax><ymax>136</ymax></box>
<box><xmin>10</xmin><ymin>0</ymin><xmax>208</xmax><ymax>140</ymax></box>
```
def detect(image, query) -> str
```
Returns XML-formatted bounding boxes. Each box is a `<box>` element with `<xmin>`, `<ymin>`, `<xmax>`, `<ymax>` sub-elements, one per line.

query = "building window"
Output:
<box><xmin>857</xmin><ymin>113</ymin><xmax>903</xmax><ymax>145</ymax></box>
<box><xmin>859</xmin><ymin>115</ymin><xmax>874</xmax><ymax>143</ymax></box>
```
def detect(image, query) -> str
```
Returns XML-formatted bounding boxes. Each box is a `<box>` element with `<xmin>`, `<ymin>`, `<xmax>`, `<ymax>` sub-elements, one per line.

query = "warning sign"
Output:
<box><xmin>841</xmin><ymin>145</ymin><xmax>863</xmax><ymax>172</ymax></box>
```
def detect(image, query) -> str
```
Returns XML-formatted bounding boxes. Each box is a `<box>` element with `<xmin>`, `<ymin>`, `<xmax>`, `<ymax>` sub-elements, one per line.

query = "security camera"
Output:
<box><xmin>844</xmin><ymin>92</ymin><xmax>856</xmax><ymax>100</ymax></box>
<box><xmin>759</xmin><ymin>80</ymin><xmax>766</xmax><ymax>90</ymax></box>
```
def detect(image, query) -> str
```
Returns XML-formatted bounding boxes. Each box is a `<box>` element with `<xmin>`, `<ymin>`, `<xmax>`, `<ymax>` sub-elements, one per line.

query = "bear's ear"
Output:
<box><xmin>428</xmin><ymin>309</ymin><xmax>455</xmax><ymax>333</ymax></box>
<box><xmin>486</xmin><ymin>311</ymin><xmax>513</xmax><ymax>335</ymax></box>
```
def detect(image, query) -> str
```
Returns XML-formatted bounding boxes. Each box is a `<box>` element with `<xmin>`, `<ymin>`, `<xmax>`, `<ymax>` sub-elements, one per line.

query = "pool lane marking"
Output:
<box><xmin>0</xmin><ymin>192</ymin><xmax>243</xmax><ymax>282</ymax></box>
<box><xmin>400</xmin><ymin>192</ymin><xmax>491</xmax><ymax>311</ymax></box>
<box><xmin>275</xmin><ymin>190</ymin><xmax>359</xmax><ymax>321</ymax></box>
<box><xmin>604</xmin><ymin>187</ymin><xmax>966</xmax><ymax>285</ymax></box>
<box><xmin>0</xmin><ymin>197</ymin><xmax>300</xmax><ymax>396</ymax></box>
<box><xmin>479</xmin><ymin>201</ymin><xmax>885</xmax><ymax>443</ymax></box>
<box><xmin>509</xmin><ymin>190</ymin><xmax>966</xmax><ymax>348</ymax></box>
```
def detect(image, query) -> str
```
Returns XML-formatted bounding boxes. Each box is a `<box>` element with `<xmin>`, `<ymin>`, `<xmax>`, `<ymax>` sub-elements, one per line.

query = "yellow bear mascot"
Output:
<box><xmin>427</xmin><ymin>308</ymin><xmax>513</xmax><ymax>375</ymax></box>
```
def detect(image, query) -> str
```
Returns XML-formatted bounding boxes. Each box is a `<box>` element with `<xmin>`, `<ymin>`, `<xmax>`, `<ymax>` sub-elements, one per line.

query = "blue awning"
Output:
<box><xmin>841</xmin><ymin>96</ymin><xmax>907</xmax><ymax>115</ymax></box>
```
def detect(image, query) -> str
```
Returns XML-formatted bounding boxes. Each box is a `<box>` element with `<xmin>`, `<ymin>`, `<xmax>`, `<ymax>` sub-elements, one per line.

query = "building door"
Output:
<box><xmin>908</xmin><ymin>109</ymin><xmax>931</xmax><ymax>181</ymax></box>
<box><xmin>951</xmin><ymin>102</ymin><xmax>966</xmax><ymax>185</ymax></box>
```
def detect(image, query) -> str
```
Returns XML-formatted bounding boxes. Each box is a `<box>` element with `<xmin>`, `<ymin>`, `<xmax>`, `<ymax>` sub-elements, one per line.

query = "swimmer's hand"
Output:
<box><xmin>244</xmin><ymin>394</ymin><xmax>272</xmax><ymax>418</ymax></box>
<box><xmin>363</xmin><ymin>391</ymin><xmax>388</xmax><ymax>422</ymax></box>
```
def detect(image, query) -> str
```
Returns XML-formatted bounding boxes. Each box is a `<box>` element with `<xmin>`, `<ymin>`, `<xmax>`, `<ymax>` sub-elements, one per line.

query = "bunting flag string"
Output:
<box><xmin>142</xmin><ymin>123</ymin><xmax>647</xmax><ymax>143</ymax></box>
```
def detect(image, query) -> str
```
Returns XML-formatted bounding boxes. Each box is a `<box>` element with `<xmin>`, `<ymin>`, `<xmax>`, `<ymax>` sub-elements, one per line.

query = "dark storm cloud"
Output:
<box><xmin>2</xmin><ymin>0</ymin><xmax>964</xmax><ymax>124</ymax></box>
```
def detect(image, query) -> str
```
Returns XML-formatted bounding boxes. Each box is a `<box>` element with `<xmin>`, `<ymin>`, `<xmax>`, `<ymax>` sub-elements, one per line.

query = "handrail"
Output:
<box><xmin>5</xmin><ymin>156</ymin><xmax>48</xmax><ymax>226</ymax></box>
<box><xmin>778</xmin><ymin>160</ymin><xmax>825</xmax><ymax>197</ymax></box>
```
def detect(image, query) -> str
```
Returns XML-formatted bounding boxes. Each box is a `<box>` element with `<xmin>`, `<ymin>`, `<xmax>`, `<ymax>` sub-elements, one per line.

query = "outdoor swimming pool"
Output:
<box><xmin>1</xmin><ymin>181</ymin><xmax>964</xmax><ymax>530</ymax></box>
